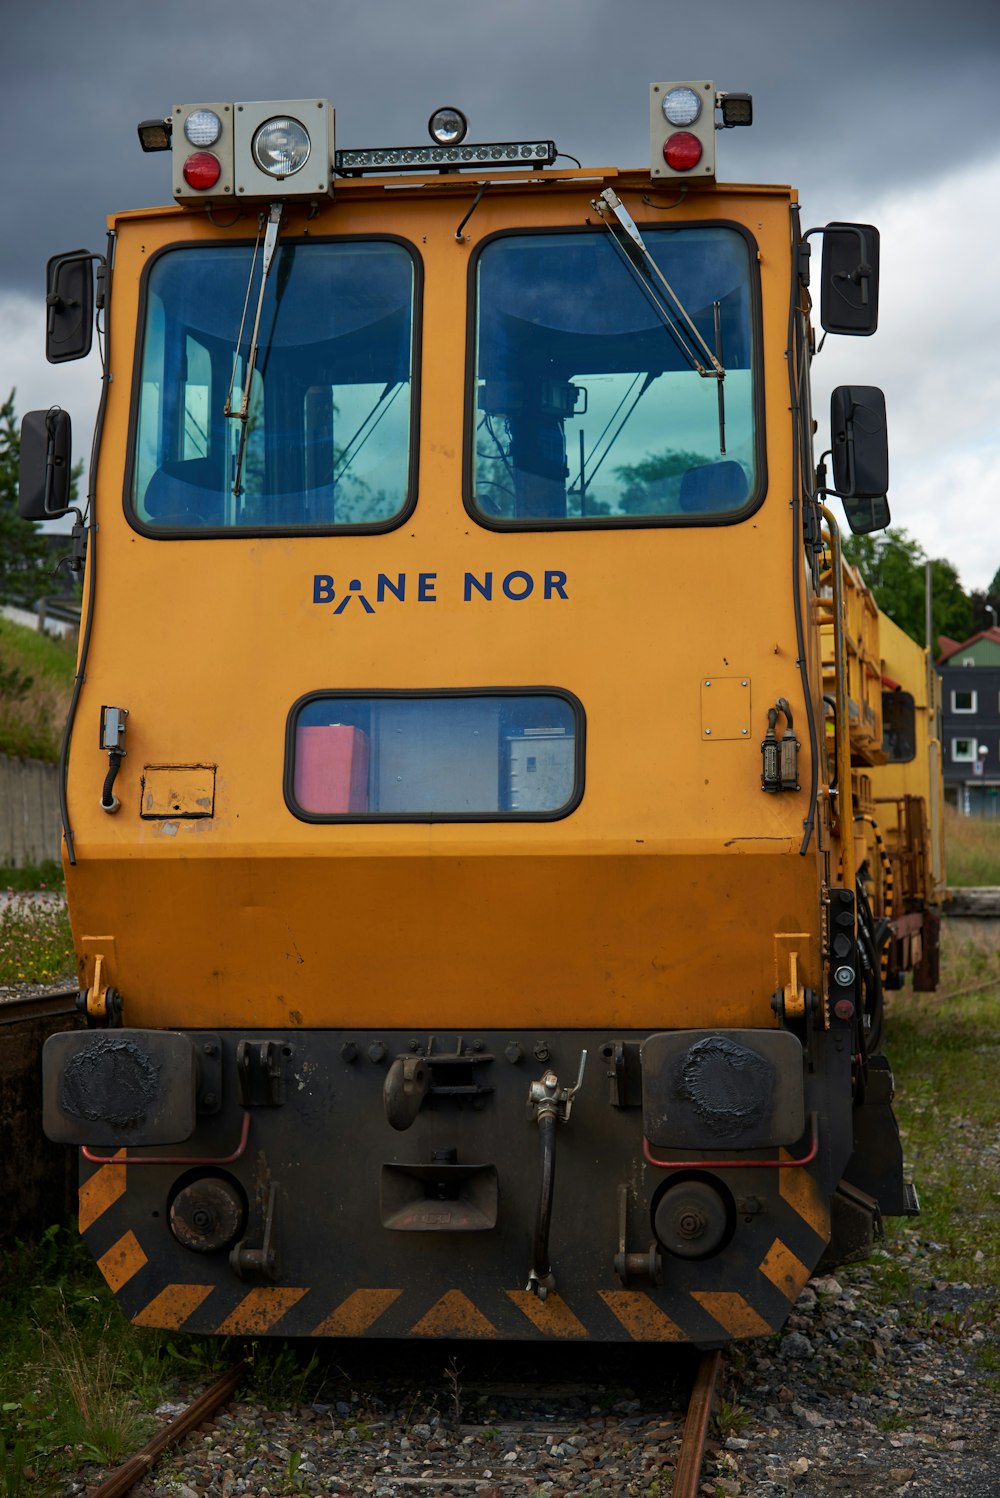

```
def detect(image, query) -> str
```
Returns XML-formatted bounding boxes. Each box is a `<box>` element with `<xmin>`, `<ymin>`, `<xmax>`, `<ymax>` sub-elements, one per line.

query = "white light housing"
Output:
<box><xmin>183</xmin><ymin>108</ymin><xmax>223</xmax><ymax>148</ymax></box>
<box><xmin>649</xmin><ymin>81</ymin><xmax>716</xmax><ymax>181</ymax></box>
<box><xmin>234</xmin><ymin>99</ymin><xmax>335</xmax><ymax>199</ymax></box>
<box><xmin>661</xmin><ymin>87</ymin><xmax>702</xmax><ymax>127</ymax></box>
<box><xmin>252</xmin><ymin>116</ymin><xmax>312</xmax><ymax>177</ymax></box>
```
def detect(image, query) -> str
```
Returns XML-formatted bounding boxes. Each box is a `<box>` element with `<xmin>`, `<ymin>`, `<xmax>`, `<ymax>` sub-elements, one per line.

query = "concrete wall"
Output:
<box><xmin>0</xmin><ymin>755</ymin><xmax>62</xmax><ymax>866</ymax></box>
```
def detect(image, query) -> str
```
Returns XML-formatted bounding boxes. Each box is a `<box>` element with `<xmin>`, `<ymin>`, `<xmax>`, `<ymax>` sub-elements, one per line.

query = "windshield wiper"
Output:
<box><xmin>224</xmin><ymin>202</ymin><xmax>285</xmax><ymax>497</ymax></box>
<box><xmin>592</xmin><ymin>188</ymin><xmax>727</xmax><ymax>453</ymax></box>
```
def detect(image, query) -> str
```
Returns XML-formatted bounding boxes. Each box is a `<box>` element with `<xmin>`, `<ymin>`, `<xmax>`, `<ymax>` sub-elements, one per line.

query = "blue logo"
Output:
<box><xmin>313</xmin><ymin>570</ymin><xmax>568</xmax><ymax>612</ymax></box>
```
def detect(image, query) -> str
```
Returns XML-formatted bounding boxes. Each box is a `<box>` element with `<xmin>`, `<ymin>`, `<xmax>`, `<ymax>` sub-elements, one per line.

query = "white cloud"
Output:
<box><xmin>811</xmin><ymin>154</ymin><xmax>1000</xmax><ymax>592</ymax></box>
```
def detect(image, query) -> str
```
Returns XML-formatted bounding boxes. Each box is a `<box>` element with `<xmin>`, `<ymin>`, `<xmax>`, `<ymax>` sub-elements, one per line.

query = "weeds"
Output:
<box><xmin>0</xmin><ymin>619</ymin><xmax>75</xmax><ymax>764</ymax></box>
<box><xmin>0</xmin><ymin>894</ymin><xmax>74</xmax><ymax>985</ymax></box>
<box><xmin>944</xmin><ymin>804</ymin><xmax>1000</xmax><ymax>886</ymax></box>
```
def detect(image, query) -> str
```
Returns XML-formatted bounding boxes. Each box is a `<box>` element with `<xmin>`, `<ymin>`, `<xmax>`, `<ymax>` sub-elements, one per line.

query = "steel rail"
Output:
<box><xmin>672</xmin><ymin>1349</ymin><xmax>722</xmax><ymax>1498</ymax></box>
<box><xmin>0</xmin><ymin>985</ymin><xmax>80</xmax><ymax>1027</ymax></box>
<box><xmin>89</xmin><ymin>1361</ymin><xmax>246</xmax><ymax>1498</ymax></box>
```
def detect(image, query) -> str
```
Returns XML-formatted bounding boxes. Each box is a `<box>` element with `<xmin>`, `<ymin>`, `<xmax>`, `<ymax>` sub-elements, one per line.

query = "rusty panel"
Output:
<box><xmin>141</xmin><ymin>765</ymin><xmax>216</xmax><ymax>819</ymax></box>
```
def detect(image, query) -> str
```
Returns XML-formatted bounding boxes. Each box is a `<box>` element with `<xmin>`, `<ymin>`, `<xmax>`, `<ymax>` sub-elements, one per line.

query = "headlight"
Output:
<box><xmin>252</xmin><ymin>116</ymin><xmax>311</xmax><ymax>177</ymax></box>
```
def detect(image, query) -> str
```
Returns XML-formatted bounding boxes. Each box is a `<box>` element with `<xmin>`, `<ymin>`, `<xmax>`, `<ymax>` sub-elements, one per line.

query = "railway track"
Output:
<box><xmin>0</xmin><ymin>983</ymin><xmax>79</xmax><ymax>1027</ymax></box>
<box><xmin>85</xmin><ymin>1348</ymin><xmax>724</xmax><ymax>1497</ymax></box>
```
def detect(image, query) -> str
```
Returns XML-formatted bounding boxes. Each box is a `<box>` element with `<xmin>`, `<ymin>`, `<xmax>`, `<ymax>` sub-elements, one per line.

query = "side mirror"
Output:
<box><xmin>830</xmin><ymin>385</ymin><xmax>890</xmax><ymax>534</ymax></box>
<box><xmin>46</xmin><ymin>250</ymin><xmax>94</xmax><ymax>363</ymax></box>
<box><xmin>18</xmin><ymin>408</ymin><xmax>73</xmax><ymax>519</ymax></box>
<box><xmin>821</xmin><ymin>222</ymin><xmax>880</xmax><ymax>337</ymax></box>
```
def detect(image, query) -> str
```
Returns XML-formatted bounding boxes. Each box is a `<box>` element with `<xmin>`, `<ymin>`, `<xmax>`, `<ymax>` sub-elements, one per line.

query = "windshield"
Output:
<box><xmin>469</xmin><ymin>226</ymin><xmax>758</xmax><ymax>524</ymax></box>
<box><xmin>130</xmin><ymin>239</ymin><xmax>417</xmax><ymax>532</ymax></box>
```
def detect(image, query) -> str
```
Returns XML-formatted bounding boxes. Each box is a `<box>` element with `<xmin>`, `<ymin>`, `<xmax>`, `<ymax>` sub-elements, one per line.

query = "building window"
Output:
<box><xmin>951</xmin><ymin>689</ymin><xmax>978</xmax><ymax>713</ymax></box>
<box><xmin>952</xmin><ymin>738</ymin><xmax>978</xmax><ymax>763</ymax></box>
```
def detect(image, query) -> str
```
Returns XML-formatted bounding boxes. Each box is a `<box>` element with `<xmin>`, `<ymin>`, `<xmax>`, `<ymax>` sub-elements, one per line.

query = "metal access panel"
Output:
<box><xmin>507</xmin><ymin>731</ymin><xmax>575</xmax><ymax>811</ymax></box>
<box><xmin>233</xmin><ymin>99</ymin><xmax>335</xmax><ymax>200</ymax></box>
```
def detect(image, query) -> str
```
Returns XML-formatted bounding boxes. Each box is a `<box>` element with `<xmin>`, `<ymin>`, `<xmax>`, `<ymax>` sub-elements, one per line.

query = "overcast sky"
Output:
<box><xmin>3</xmin><ymin>0</ymin><xmax>998</xmax><ymax>589</ymax></box>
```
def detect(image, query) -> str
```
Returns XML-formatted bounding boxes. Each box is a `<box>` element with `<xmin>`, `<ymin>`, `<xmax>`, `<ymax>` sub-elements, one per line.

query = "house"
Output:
<box><xmin>937</xmin><ymin>627</ymin><xmax>1000</xmax><ymax>817</ymax></box>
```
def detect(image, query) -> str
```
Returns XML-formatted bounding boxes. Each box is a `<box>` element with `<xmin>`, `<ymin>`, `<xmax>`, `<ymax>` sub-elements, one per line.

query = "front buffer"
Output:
<box><xmin>44</xmin><ymin>1022</ymin><xmax>855</xmax><ymax>1344</ymax></box>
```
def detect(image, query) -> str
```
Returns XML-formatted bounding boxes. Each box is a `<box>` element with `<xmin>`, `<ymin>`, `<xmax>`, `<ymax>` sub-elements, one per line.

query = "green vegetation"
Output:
<box><xmin>0</xmin><ymin>617</ymin><xmax>75</xmax><ymax>763</ymax></box>
<box><xmin>0</xmin><ymin>863</ymin><xmax>63</xmax><ymax>893</ymax></box>
<box><xmin>885</xmin><ymin>922</ymin><xmax>1000</xmax><ymax>1290</ymax></box>
<box><xmin>0</xmin><ymin>392</ymin><xmax>54</xmax><ymax>613</ymax></box>
<box><xmin>843</xmin><ymin>525</ymin><xmax>998</xmax><ymax>649</ymax></box>
<box><xmin>0</xmin><ymin>895</ymin><xmax>74</xmax><ymax>986</ymax></box>
<box><xmin>944</xmin><ymin>803</ymin><xmax>1000</xmax><ymax>887</ymax></box>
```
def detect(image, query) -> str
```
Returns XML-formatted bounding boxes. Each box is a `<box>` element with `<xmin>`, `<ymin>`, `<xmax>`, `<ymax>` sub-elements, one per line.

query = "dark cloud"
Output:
<box><xmin>3</xmin><ymin>0</ymin><xmax>998</xmax><ymax>296</ymax></box>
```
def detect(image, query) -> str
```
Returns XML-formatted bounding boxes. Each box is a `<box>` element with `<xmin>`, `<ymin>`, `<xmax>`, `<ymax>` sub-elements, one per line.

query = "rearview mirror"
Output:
<box><xmin>821</xmin><ymin>222</ymin><xmax>880</xmax><ymax>337</ymax></box>
<box><xmin>831</xmin><ymin>385</ymin><xmax>888</xmax><ymax>496</ymax></box>
<box><xmin>18</xmin><ymin>408</ymin><xmax>73</xmax><ymax>519</ymax></box>
<box><xmin>46</xmin><ymin>250</ymin><xmax>94</xmax><ymax>363</ymax></box>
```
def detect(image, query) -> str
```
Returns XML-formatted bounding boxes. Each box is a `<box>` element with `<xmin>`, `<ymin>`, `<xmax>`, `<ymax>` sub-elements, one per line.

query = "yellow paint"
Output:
<box><xmin>598</xmin><ymin>1291</ymin><xmax>684</xmax><ymax>1341</ymax></box>
<box><xmin>97</xmin><ymin>1230</ymin><xmax>148</xmax><ymax>1293</ymax></box>
<box><xmin>141</xmin><ymin>764</ymin><xmax>216</xmax><ymax>819</ymax></box>
<box><xmin>217</xmin><ymin>1287</ymin><xmax>307</xmax><ymax>1335</ymax></box>
<box><xmin>759</xmin><ymin>1237</ymin><xmax>812</xmax><ymax>1300</ymax></box>
<box><xmin>133</xmin><ymin>1283</ymin><xmax>214</xmax><ymax>1329</ymax></box>
<box><xmin>779</xmin><ymin>1162</ymin><xmax>831</xmax><ymax>1241</ymax></box>
<box><xmin>692</xmin><ymin>1291</ymin><xmax>773</xmax><ymax>1337</ymax></box>
<box><xmin>506</xmin><ymin>1290</ymin><xmax>589</xmax><ymax>1338</ymax></box>
<box><xmin>78</xmin><ymin>1152</ymin><xmax>126</xmax><ymax>1232</ymax></box>
<box><xmin>311</xmin><ymin>1289</ymin><xmax>402</xmax><ymax>1336</ymax></box>
<box><xmin>62</xmin><ymin>176</ymin><xmax>823</xmax><ymax>1036</ymax></box>
<box><xmin>409</xmin><ymin>1290</ymin><xmax>497</xmax><ymax>1338</ymax></box>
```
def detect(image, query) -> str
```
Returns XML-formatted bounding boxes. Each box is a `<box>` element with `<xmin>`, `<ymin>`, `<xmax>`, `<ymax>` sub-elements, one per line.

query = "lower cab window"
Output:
<box><xmin>287</xmin><ymin>691</ymin><xmax>583</xmax><ymax>820</ymax></box>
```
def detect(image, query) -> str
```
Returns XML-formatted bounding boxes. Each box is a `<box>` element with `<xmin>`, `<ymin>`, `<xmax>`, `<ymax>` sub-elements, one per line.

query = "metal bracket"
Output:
<box><xmin>236</xmin><ymin>1039</ymin><xmax>284</xmax><ymax>1106</ymax></box>
<box><xmin>230</xmin><ymin>1181</ymin><xmax>278</xmax><ymax>1280</ymax></box>
<box><xmin>613</xmin><ymin>1183</ymin><xmax>662</xmax><ymax>1286</ymax></box>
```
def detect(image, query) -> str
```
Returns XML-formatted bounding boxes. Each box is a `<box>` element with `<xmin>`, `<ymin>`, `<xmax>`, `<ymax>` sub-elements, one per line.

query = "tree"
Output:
<box><xmin>0</xmin><ymin>390</ymin><xmax>57</xmax><ymax>608</ymax></box>
<box><xmin>842</xmin><ymin>526</ymin><xmax>973</xmax><ymax>653</ymax></box>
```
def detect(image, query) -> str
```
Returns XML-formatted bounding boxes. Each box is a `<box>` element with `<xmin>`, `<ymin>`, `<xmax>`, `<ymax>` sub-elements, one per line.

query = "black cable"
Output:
<box><xmin>532</xmin><ymin>1112</ymin><xmax>557</xmax><ymax>1285</ymax></box>
<box><xmin>59</xmin><ymin>230</ymin><xmax>115</xmax><ymax>866</ymax></box>
<box><xmin>787</xmin><ymin>203</ymin><xmax>820</xmax><ymax>855</ymax></box>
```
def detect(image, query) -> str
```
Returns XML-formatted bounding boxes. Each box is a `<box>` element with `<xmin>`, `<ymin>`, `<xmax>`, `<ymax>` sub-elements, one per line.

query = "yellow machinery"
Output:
<box><xmin>22</xmin><ymin>87</ymin><xmax>938</xmax><ymax>1343</ymax></box>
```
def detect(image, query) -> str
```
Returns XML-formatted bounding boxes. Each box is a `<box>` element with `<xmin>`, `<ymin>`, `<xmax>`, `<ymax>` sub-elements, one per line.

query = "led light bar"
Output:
<box><xmin>335</xmin><ymin>139</ymin><xmax>557</xmax><ymax>175</ymax></box>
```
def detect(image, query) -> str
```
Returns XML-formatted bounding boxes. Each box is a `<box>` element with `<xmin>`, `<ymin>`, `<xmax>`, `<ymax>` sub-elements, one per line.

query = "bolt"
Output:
<box><xmin>368</xmin><ymin>1041</ymin><xmax>387</xmax><ymax>1063</ymax></box>
<box><xmin>202</xmin><ymin>1092</ymin><xmax>217</xmax><ymax>1108</ymax></box>
<box><xmin>834</xmin><ymin>965</ymin><xmax>855</xmax><ymax>987</ymax></box>
<box><xmin>471</xmin><ymin>1039</ymin><xmax>484</xmax><ymax>1052</ymax></box>
<box><xmin>505</xmin><ymin>1041</ymin><xmax>523</xmax><ymax>1064</ymax></box>
<box><xmin>705</xmin><ymin>728</ymin><xmax>712</xmax><ymax>735</ymax></box>
<box><xmin>340</xmin><ymin>1041</ymin><xmax>358</xmax><ymax>1063</ymax></box>
<box><xmin>203</xmin><ymin>1041</ymin><xmax>218</xmax><ymax>1057</ymax></box>
<box><xmin>533</xmin><ymin>1042</ymin><xmax>551</xmax><ymax>1063</ymax></box>
<box><xmin>408</xmin><ymin>1039</ymin><xmax>423</xmax><ymax>1053</ymax></box>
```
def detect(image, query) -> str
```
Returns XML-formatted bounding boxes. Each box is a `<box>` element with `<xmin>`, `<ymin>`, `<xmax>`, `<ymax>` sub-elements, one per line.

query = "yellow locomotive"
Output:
<box><xmin>23</xmin><ymin>85</ymin><xmax>941</xmax><ymax>1344</ymax></box>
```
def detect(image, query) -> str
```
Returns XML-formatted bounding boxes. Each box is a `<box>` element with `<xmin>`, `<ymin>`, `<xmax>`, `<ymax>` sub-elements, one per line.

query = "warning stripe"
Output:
<box><xmin>78</xmin><ymin>1153</ymin><xmax>127</xmax><ymax>1233</ymax></box>
<box><xmin>311</xmin><ymin>1289</ymin><xmax>402</xmax><ymax>1337</ymax></box>
<box><xmin>598</xmin><ymin>1291</ymin><xmax>684</xmax><ymax>1341</ymax></box>
<box><xmin>692</xmin><ymin>1291</ymin><xmax>772</xmax><ymax>1338</ymax></box>
<box><xmin>132</xmin><ymin>1283</ymin><xmax>214</xmax><ymax>1329</ymax></box>
<box><xmin>759</xmin><ymin>1236</ymin><xmax>812</xmax><ymax>1301</ymax></box>
<box><xmin>97</xmin><ymin>1230</ymin><xmax>148</xmax><ymax>1294</ymax></box>
<box><xmin>506</xmin><ymin>1290</ymin><xmax>588</xmax><ymax>1338</ymax></box>
<box><xmin>779</xmin><ymin>1159</ymin><xmax>830</xmax><ymax>1241</ymax></box>
<box><xmin>217</xmin><ymin>1287</ymin><xmax>307</xmax><ymax>1335</ymax></box>
<box><xmin>409</xmin><ymin>1290</ymin><xmax>497</xmax><ymax>1338</ymax></box>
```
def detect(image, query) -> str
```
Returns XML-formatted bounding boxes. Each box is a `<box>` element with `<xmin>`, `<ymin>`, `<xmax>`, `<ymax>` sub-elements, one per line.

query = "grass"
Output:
<box><xmin>944</xmin><ymin>802</ymin><xmax>1000</xmax><ymax>886</ymax></box>
<box><xmin>0</xmin><ymin>618</ymin><xmax>75</xmax><ymax>764</ymax></box>
<box><xmin>0</xmin><ymin>895</ymin><xmax>74</xmax><ymax>986</ymax></box>
<box><xmin>884</xmin><ymin>922</ymin><xmax>1000</xmax><ymax>1290</ymax></box>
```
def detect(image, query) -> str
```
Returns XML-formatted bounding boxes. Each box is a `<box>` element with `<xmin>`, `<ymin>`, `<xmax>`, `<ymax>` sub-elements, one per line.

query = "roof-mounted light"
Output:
<box><xmin>336</xmin><ymin>137</ymin><xmax>557</xmax><ymax>175</ymax></box>
<box><xmin>252</xmin><ymin>115</ymin><xmax>312</xmax><ymax>177</ymax></box>
<box><xmin>660</xmin><ymin>86</ymin><xmax>703</xmax><ymax>128</ymax></box>
<box><xmin>183</xmin><ymin>108</ymin><xmax>223</xmax><ymax>148</ymax></box>
<box><xmin>718</xmin><ymin>92</ymin><xmax>753</xmax><ymax>128</ymax></box>
<box><xmin>649</xmin><ymin>81</ymin><xmax>752</xmax><ymax>181</ymax></box>
<box><xmin>137</xmin><ymin>117</ymin><xmax>172</xmax><ymax>152</ymax></box>
<box><xmin>428</xmin><ymin>106</ymin><xmax>468</xmax><ymax>147</ymax></box>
